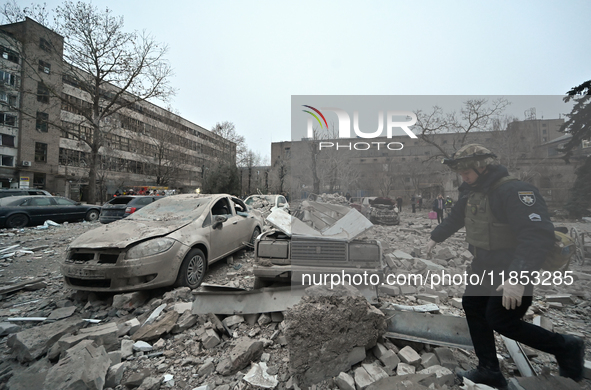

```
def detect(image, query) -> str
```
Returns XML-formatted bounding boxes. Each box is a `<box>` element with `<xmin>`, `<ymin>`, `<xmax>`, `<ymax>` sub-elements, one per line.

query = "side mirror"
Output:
<box><xmin>212</xmin><ymin>215</ymin><xmax>227</xmax><ymax>229</ymax></box>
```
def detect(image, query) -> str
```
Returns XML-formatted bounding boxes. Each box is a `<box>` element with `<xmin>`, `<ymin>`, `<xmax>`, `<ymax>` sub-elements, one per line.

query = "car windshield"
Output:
<box><xmin>245</xmin><ymin>195</ymin><xmax>276</xmax><ymax>205</ymax></box>
<box><xmin>127</xmin><ymin>196</ymin><xmax>212</xmax><ymax>222</ymax></box>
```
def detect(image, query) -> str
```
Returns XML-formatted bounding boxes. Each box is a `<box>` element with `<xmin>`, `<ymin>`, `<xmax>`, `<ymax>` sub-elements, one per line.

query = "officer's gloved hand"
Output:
<box><xmin>426</xmin><ymin>240</ymin><xmax>437</xmax><ymax>255</ymax></box>
<box><xmin>496</xmin><ymin>280</ymin><xmax>525</xmax><ymax>310</ymax></box>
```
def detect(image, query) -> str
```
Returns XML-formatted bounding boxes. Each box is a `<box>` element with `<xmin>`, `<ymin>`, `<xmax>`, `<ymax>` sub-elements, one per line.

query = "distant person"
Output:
<box><xmin>345</xmin><ymin>192</ymin><xmax>351</xmax><ymax>201</ymax></box>
<box><xmin>396</xmin><ymin>196</ymin><xmax>403</xmax><ymax>212</ymax></box>
<box><xmin>411</xmin><ymin>195</ymin><xmax>416</xmax><ymax>213</ymax></box>
<box><xmin>418</xmin><ymin>195</ymin><xmax>423</xmax><ymax>211</ymax></box>
<box><xmin>432</xmin><ymin>194</ymin><xmax>445</xmax><ymax>224</ymax></box>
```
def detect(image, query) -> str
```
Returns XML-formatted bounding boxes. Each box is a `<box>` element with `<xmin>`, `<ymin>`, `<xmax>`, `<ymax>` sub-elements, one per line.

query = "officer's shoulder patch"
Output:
<box><xmin>518</xmin><ymin>191</ymin><xmax>536</xmax><ymax>206</ymax></box>
<box><xmin>529</xmin><ymin>213</ymin><xmax>541</xmax><ymax>221</ymax></box>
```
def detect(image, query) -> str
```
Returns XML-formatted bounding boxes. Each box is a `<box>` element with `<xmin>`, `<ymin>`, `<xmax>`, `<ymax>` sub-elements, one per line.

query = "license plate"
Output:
<box><xmin>64</xmin><ymin>267</ymin><xmax>105</xmax><ymax>279</ymax></box>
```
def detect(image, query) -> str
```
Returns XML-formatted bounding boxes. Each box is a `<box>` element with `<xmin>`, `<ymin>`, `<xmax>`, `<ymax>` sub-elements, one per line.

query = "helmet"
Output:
<box><xmin>442</xmin><ymin>144</ymin><xmax>496</xmax><ymax>171</ymax></box>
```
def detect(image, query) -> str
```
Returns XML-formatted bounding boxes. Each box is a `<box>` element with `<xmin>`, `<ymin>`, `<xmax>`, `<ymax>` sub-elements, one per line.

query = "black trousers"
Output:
<box><xmin>436</xmin><ymin>209</ymin><xmax>444</xmax><ymax>223</ymax></box>
<box><xmin>462</xmin><ymin>293</ymin><xmax>567</xmax><ymax>371</ymax></box>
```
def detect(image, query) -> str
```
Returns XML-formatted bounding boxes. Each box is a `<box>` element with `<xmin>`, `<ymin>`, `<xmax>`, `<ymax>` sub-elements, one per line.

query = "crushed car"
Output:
<box><xmin>244</xmin><ymin>194</ymin><xmax>289</xmax><ymax>217</ymax></box>
<box><xmin>252</xmin><ymin>199</ymin><xmax>384</xmax><ymax>290</ymax></box>
<box><xmin>60</xmin><ymin>194</ymin><xmax>263</xmax><ymax>292</ymax></box>
<box><xmin>368</xmin><ymin>197</ymin><xmax>400</xmax><ymax>225</ymax></box>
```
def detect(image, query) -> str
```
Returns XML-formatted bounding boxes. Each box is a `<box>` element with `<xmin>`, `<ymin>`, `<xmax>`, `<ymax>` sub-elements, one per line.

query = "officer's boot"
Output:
<box><xmin>555</xmin><ymin>334</ymin><xmax>585</xmax><ymax>381</ymax></box>
<box><xmin>456</xmin><ymin>366</ymin><xmax>508</xmax><ymax>389</ymax></box>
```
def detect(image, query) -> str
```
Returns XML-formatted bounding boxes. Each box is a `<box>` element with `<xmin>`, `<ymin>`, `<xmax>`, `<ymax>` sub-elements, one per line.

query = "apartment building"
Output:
<box><xmin>273</xmin><ymin>118</ymin><xmax>588</xmax><ymax>206</ymax></box>
<box><xmin>0</xmin><ymin>18</ymin><xmax>235</xmax><ymax>201</ymax></box>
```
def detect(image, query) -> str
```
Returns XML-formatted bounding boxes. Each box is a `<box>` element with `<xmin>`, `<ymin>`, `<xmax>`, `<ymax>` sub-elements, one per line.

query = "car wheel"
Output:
<box><xmin>250</xmin><ymin>227</ymin><xmax>261</xmax><ymax>247</ymax></box>
<box><xmin>6</xmin><ymin>214</ymin><xmax>29</xmax><ymax>229</ymax></box>
<box><xmin>175</xmin><ymin>248</ymin><xmax>206</xmax><ymax>289</ymax></box>
<box><xmin>85</xmin><ymin>209</ymin><xmax>100</xmax><ymax>222</ymax></box>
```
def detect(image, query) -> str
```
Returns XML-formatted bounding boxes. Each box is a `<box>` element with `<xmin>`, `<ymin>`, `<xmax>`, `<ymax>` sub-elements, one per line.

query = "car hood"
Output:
<box><xmin>69</xmin><ymin>218</ymin><xmax>194</xmax><ymax>249</ymax></box>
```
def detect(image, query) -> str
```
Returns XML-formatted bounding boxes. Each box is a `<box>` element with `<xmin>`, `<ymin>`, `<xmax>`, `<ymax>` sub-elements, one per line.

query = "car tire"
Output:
<box><xmin>175</xmin><ymin>248</ymin><xmax>206</xmax><ymax>289</ymax></box>
<box><xmin>85</xmin><ymin>209</ymin><xmax>100</xmax><ymax>222</ymax></box>
<box><xmin>250</xmin><ymin>227</ymin><xmax>261</xmax><ymax>247</ymax></box>
<box><xmin>6</xmin><ymin>214</ymin><xmax>29</xmax><ymax>229</ymax></box>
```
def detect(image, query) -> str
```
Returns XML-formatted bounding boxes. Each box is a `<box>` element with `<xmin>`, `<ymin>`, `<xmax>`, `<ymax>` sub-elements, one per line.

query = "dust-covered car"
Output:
<box><xmin>244</xmin><ymin>194</ymin><xmax>289</xmax><ymax>214</ymax></box>
<box><xmin>60</xmin><ymin>194</ymin><xmax>263</xmax><ymax>292</ymax></box>
<box><xmin>368</xmin><ymin>197</ymin><xmax>400</xmax><ymax>225</ymax></box>
<box><xmin>253</xmin><ymin>200</ymin><xmax>384</xmax><ymax>289</ymax></box>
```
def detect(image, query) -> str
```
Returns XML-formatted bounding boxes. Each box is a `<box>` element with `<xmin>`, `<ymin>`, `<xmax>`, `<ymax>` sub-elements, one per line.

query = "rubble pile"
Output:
<box><xmin>0</xmin><ymin>214</ymin><xmax>589</xmax><ymax>389</ymax></box>
<box><xmin>246</xmin><ymin>195</ymin><xmax>274</xmax><ymax>218</ymax></box>
<box><xmin>315</xmin><ymin>193</ymin><xmax>350</xmax><ymax>206</ymax></box>
<box><xmin>284</xmin><ymin>285</ymin><xmax>386</xmax><ymax>386</ymax></box>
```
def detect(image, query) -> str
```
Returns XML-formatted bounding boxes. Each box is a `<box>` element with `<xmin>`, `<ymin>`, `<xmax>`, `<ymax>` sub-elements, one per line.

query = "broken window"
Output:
<box><xmin>0</xmin><ymin>45</ymin><xmax>18</xmax><ymax>63</ymax></box>
<box><xmin>37</xmin><ymin>82</ymin><xmax>50</xmax><ymax>103</ymax></box>
<box><xmin>0</xmin><ymin>70</ymin><xmax>17</xmax><ymax>87</ymax></box>
<box><xmin>1</xmin><ymin>154</ymin><xmax>14</xmax><ymax>166</ymax></box>
<box><xmin>0</xmin><ymin>133</ymin><xmax>15</xmax><ymax>147</ymax></box>
<box><xmin>211</xmin><ymin>198</ymin><xmax>232</xmax><ymax>216</ymax></box>
<box><xmin>38</xmin><ymin>60</ymin><xmax>51</xmax><ymax>74</ymax></box>
<box><xmin>34</xmin><ymin>142</ymin><xmax>47</xmax><ymax>163</ymax></box>
<box><xmin>39</xmin><ymin>38</ymin><xmax>52</xmax><ymax>52</ymax></box>
<box><xmin>36</xmin><ymin>112</ymin><xmax>49</xmax><ymax>132</ymax></box>
<box><xmin>0</xmin><ymin>113</ymin><xmax>16</xmax><ymax>127</ymax></box>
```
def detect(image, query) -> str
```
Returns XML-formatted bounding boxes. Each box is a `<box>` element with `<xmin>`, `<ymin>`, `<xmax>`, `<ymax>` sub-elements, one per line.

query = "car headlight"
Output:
<box><xmin>125</xmin><ymin>237</ymin><xmax>176</xmax><ymax>259</ymax></box>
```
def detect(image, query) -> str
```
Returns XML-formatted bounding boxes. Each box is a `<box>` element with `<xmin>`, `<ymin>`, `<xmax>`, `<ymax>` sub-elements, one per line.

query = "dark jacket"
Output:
<box><xmin>430</xmin><ymin>165</ymin><xmax>555</xmax><ymax>275</ymax></box>
<box><xmin>432</xmin><ymin>198</ymin><xmax>445</xmax><ymax>212</ymax></box>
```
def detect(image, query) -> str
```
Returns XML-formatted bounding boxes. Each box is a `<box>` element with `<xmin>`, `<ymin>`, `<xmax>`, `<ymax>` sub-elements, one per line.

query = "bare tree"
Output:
<box><xmin>2</xmin><ymin>1</ymin><xmax>175</xmax><ymax>203</ymax></box>
<box><xmin>211</xmin><ymin>121</ymin><xmax>246</xmax><ymax>166</ymax></box>
<box><xmin>415</xmin><ymin>98</ymin><xmax>510</xmax><ymax>159</ymax></box>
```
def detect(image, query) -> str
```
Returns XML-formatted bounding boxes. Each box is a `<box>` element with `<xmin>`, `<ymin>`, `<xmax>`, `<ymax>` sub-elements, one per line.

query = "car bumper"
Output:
<box><xmin>60</xmin><ymin>240</ymin><xmax>189</xmax><ymax>292</ymax></box>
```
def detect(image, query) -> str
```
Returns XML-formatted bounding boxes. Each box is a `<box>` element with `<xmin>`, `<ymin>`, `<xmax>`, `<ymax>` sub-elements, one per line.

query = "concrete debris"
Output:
<box><xmin>399</xmin><ymin>346</ymin><xmax>421</xmax><ymax>366</ymax></box>
<box><xmin>7</xmin><ymin>316</ymin><xmax>85</xmax><ymax>362</ymax></box>
<box><xmin>43</xmin><ymin>340</ymin><xmax>111</xmax><ymax>390</ymax></box>
<box><xmin>284</xmin><ymin>284</ymin><xmax>386</xmax><ymax>387</ymax></box>
<box><xmin>0</xmin><ymin>211</ymin><xmax>588</xmax><ymax>390</ymax></box>
<box><xmin>132</xmin><ymin>310</ymin><xmax>179</xmax><ymax>341</ymax></box>
<box><xmin>243</xmin><ymin>362</ymin><xmax>279</xmax><ymax>388</ymax></box>
<box><xmin>216</xmin><ymin>337</ymin><xmax>263</xmax><ymax>375</ymax></box>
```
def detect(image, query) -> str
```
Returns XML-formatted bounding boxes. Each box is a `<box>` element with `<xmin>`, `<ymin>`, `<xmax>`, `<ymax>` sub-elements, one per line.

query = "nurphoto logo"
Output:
<box><xmin>302</xmin><ymin>105</ymin><xmax>417</xmax><ymax>151</ymax></box>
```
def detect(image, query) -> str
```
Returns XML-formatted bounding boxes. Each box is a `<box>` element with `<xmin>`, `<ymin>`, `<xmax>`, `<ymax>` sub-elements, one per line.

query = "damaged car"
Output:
<box><xmin>368</xmin><ymin>197</ymin><xmax>400</xmax><ymax>225</ymax></box>
<box><xmin>253</xmin><ymin>200</ymin><xmax>384</xmax><ymax>289</ymax></box>
<box><xmin>60</xmin><ymin>194</ymin><xmax>263</xmax><ymax>292</ymax></box>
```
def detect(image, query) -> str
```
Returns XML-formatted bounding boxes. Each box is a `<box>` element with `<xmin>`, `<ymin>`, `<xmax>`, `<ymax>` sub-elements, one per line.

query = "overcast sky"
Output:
<box><xmin>35</xmin><ymin>1</ymin><xmax>591</xmax><ymax>161</ymax></box>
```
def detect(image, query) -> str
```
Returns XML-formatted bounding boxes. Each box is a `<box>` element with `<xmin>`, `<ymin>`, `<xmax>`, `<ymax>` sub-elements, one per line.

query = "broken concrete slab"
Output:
<box><xmin>416</xmin><ymin>294</ymin><xmax>440</xmax><ymax>304</ymax></box>
<box><xmin>545</xmin><ymin>295</ymin><xmax>574</xmax><ymax>305</ymax></box>
<box><xmin>57</xmin><ymin>322</ymin><xmax>119</xmax><ymax>353</ymax></box>
<box><xmin>43</xmin><ymin>340</ymin><xmax>111</xmax><ymax>390</ymax></box>
<box><xmin>172</xmin><ymin>310</ymin><xmax>198</xmax><ymax>334</ymax></box>
<box><xmin>132</xmin><ymin>310</ymin><xmax>179</xmax><ymax>341</ymax></box>
<box><xmin>47</xmin><ymin>306</ymin><xmax>77</xmax><ymax>321</ymax></box>
<box><xmin>112</xmin><ymin>291</ymin><xmax>150</xmax><ymax>310</ymax></box>
<box><xmin>215</xmin><ymin>337</ymin><xmax>263</xmax><ymax>375</ymax></box>
<box><xmin>353</xmin><ymin>366</ymin><xmax>374</xmax><ymax>390</ymax></box>
<box><xmin>335</xmin><ymin>371</ymin><xmax>355</xmax><ymax>390</ymax></box>
<box><xmin>242</xmin><ymin>362</ymin><xmax>279</xmax><ymax>389</ymax></box>
<box><xmin>417</xmin><ymin>365</ymin><xmax>454</xmax><ymax>387</ymax></box>
<box><xmin>222</xmin><ymin>315</ymin><xmax>244</xmax><ymax>328</ymax></box>
<box><xmin>392</xmin><ymin>250</ymin><xmax>414</xmax><ymax>260</ymax></box>
<box><xmin>396</xmin><ymin>362</ymin><xmax>416</xmax><ymax>375</ymax></box>
<box><xmin>105</xmin><ymin>362</ymin><xmax>126</xmax><ymax>388</ymax></box>
<box><xmin>117</xmin><ymin>318</ymin><xmax>141</xmax><ymax>337</ymax></box>
<box><xmin>362</xmin><ymin>362</ymin><xmax>389</xmax><ymax>382</ymax></box>
<box><xmin>433</xmin><ymin>347</ymin><xmax>457</xmax><ymax>370</ymax></box>
<box><xmin>0</xmin><ymin>322</ymin><xmax>20</xmax><ymax>336</ymax></box>
<box><xmin>5</xmin><ymin>358</ymin><xmax>52</xmax><ymax>390</ymax></box>
<box><xmin>121</xmin><ymin>339</ymin><xmax>134</xmax><ymax>359</ymax></box>
<box><xmin>420</xmin><ymin>352</ymin><xmax>439</xmax><ymax>368</ymax></box>
<box><xmin>284</xmin><ymin>285</ymin><xmax>386</xmax><ymax>387</ymax></box>
<box><xmin>202</xmin><ymin>329</ymin><xmax>221</xmax><ymax>349</ymax></box>
<box><xmin>7</xmin><ymin>316</ymin><xmax>85</xmax><ymax>362</ymax></box>
<box><xmin>399</xmin><ymin>346</ymin><xmax>421</xmax><ymax>366</ymax></box>
<box><xmin>133</xmin><ymin>340</ymin><xmax>153</xmax><ymax>352</ymax></box>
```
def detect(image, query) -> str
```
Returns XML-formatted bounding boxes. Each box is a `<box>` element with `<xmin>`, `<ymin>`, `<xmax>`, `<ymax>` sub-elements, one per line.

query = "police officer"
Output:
<box><xmin>426</xmin><ymin>144</ymin><xmax>585</xmax><ymax>388</ymax></box>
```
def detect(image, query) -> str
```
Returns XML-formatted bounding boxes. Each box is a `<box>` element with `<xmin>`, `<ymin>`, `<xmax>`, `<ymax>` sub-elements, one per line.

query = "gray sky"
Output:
<box><xmin>36</xmin><ymin>1</ymin><xmax>591</xmax><ymax>160</ymax></box>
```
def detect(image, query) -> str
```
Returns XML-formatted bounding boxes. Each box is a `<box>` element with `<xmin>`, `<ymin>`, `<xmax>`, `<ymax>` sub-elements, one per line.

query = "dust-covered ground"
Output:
<box><xmin>0</xmin><ymin>210</ymin><xmax>589</xmax><ymax>390</ymax></box>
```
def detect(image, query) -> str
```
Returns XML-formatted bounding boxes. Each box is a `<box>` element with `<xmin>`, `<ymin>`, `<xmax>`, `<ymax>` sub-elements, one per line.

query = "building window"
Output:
<box><xmin>35</xmin><ymin>142</ymin><xmax>47</xmax><ymax>163</ymax></box>
<box><xmin>39</xmin><ymin>38</ymin><xmax>52</xmax><ymax>52</ymax></box>
<box><xmin>0</xmin><ymin>45</ymin><xmax>18</xmax><ymax>63</ymax></box>
<box><xmin>36</xmin><ymin>112</ymin><xmax>49</xmax><ymax>132</ymax></box>
<box><xmin>542</xmin><ymin>129</ymin><xmax>547</xmax><ymax>134</ymax></box>
<box><xmin>1</xmin><ymin>155</ymin><xmax>14</xmax><ymax>166</ymax></box>
<box><xmin>38</xmin><ymin>60</ymin><xmax>51</xmax><ymax>74</ymax></box>
<box><xmin>0</xmin><ymin>134</ymin><xmax>15</xmax><ymax>147</ymax></box>
<box><xmin>0</xmin><ymin>70</ymin><xmax>18</xmax><ymax>86</ymax></box>
<box><xmin>33</xmin><ymin>173</ymin><xmax>46</xmax><ymax>188</ymax></box>
<box><xmin>0</xmin><ymin>113</ymin><xmax>16</xmax><ymax>127</ymax></box>
<box><xmin>443</xmin><ymin>140</ymin><xmax>447</xmax><ymax>144</ymax></box>
<box><xmin>37</xmin><ymin>82</ymin><xmax>50</xmax><ymax>103</ymax></box>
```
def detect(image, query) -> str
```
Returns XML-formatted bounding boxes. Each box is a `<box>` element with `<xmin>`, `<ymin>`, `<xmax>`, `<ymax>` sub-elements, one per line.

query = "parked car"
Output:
<box><xmin>0</xmin><ymin>196</ymin><xmax>101</xmax><ymax>228</ymax></box>
<box><xmin>100</xmin><ymin>195</ymin><xmax>164</xmax><ymax>224</ymax></box>
<box><xmin>350</xmin><ymin>197</ymin><xmax>377</xmax><ymax>217</ymax></box>
<box><xmin>244</xmin><ymin>194</ymin><xmax>289</xmax><ymax>213</ymax></box>
<box><xmin>368</xmin><ymin>197</ymin><xmax>400</xmax><ymax>225</ymax></box>
<box><xmin>0</xmin><ymin>189</ymin><xmax>52</xmax><ymax>198</ymax></box>
<box><xmin>60</xmin><ymin>194</ymin><xmax>263</xmax><ymax>292</ymax></box>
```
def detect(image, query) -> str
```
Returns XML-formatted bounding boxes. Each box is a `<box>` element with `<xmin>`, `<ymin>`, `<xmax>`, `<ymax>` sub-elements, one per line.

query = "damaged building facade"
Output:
<box><xmin>0</xmin><ymin>18</ymin><xmax>235</xmax><ymax>200</ymax></box>
<box><xmin>273</xmin><ymin>117</ymin><xmax>590</xmax><ymax>207</ymax></box>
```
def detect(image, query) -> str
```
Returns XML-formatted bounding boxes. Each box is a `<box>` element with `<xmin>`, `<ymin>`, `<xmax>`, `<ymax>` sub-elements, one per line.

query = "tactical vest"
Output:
<box><xmin>465</xmin><ymin>176</ymin><xmax>518</xmax><ymax>251</ymax></box>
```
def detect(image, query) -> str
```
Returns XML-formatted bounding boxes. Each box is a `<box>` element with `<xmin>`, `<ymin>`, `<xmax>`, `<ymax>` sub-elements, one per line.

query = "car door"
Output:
<box><xmin>53</xmin><ymin>197</ymin><xmax>85</xmax><ymax>221</ymax></box>
<box><xmin>21</xmin><ymin>196</ymin><xmax>56</xmax><ymax>224</ymax></box>
<box><xmin>207</xmin><ymin>197</ymin><xmax>244</xmax><ymax>261</ymax></box>
<box><xmin>230</xmin><ymin>197</ymin><xmax>254</xmax><ymax>245</ymax></box>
